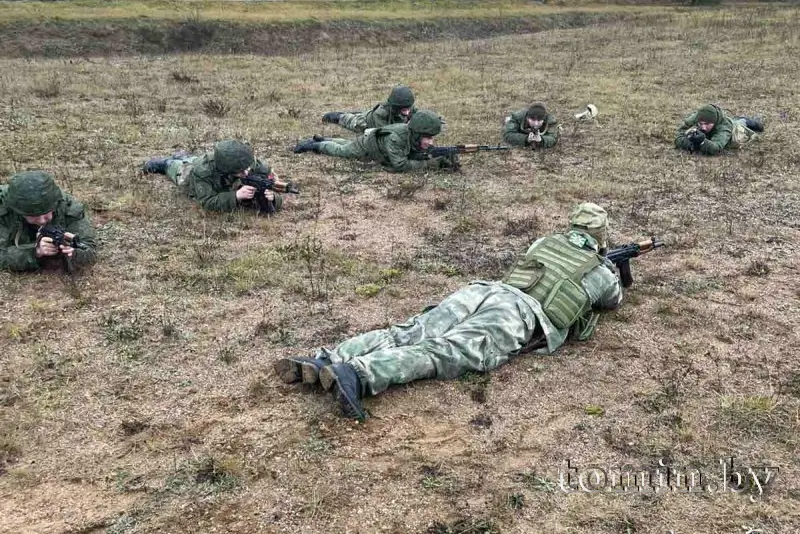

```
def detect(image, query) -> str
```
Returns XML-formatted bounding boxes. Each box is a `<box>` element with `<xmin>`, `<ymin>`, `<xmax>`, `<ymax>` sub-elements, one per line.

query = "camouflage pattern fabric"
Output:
<box><xmin>164</xmin><ymin>152</ymin><xmax>281</xmax><ymax>212</ymax></box>
<box><xmin>337</xmin><ymin>102</ymin><xmax>415</xmax><ymax>134</ymax></box>
<box><xmin>316</xmin><ymin>124</ymin><xmax>441</xmax><ymax>173</ymax></box>
<box><xmin>673</xmin><ymin>103</ymin><xmax>758</xmax><ymax>155</ymax></box>
<box><xmin>503</xmin><ymin>108</ymin><xmax>560</xmax><ymax>148</ymax></box>
<box><xmin>316</xmin><ymin>281</ymin><xmax>556</xmax><ymax>396</ymax></box>
<box><xmin>0</xmin><ymin>186</ymin><xmax>97</xmax><ymax>272</ymax></box>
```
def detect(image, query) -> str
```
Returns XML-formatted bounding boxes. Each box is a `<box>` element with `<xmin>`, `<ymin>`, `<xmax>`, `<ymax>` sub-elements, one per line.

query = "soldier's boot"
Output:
<box><xmin>312</xmin><ymin>134</ymin><xmax>331</xmax><ymax>142</ymax></box>
<box><xmin>747</xmin><ymin>115</ymin><xmax>765</xmax><ymax>133</ymax></box>
<box><xmin>274</xmin><ymin>356</ymin><xmax>331</xmax><ymax>385</ymax></box>
<box><xmin>321</xmin><ymin>111</ymin><xmax>344</xmax><ymax>124</ymax></box>
<box><xmin>142</xmin><ymin>157</ymin><xmax>169</xmax><ymax>174</ymax></box>
<box><xmin>293</xmin><ymin>138</ymin><xmax>322</xmax><ymax>154</ymax></box>
<box><xmin>320</xmin><ymin>363</ymin><xmax>366</xmax><ymax>421</ymax></box>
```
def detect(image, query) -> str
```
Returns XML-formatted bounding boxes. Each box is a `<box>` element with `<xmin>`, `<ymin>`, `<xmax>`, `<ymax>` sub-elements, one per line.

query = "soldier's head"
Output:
<box><xmin>696</xmin><ymin>104</ymin><xmax>721</xmax><ymax>133</ymax></box>
<box><xmin>214</xmin><ymin>140</ymin><xmax>255</xmax><ymax>177</ymax></box>
<box><xmin>408</xmin><ymin>109</ymin><xmax>443</xmax><ymax>150</ymax></box>
<box><xmin>388</xmin><ymin>85</ymin><xmax>415</xmax><ymax>122</ymax></box>
<box><xmin>5</xmin><ymin>170</ymin><xmax>62</xmax><ymax>226</ymax></box>
<box><xmin>526</xmin><ymin>102</ymin><xmax>547</xmax><ymax>130</ymax></box>
<box><xmin>569</xmin><ymin>202</ymin><xmax>609</xmax><ymax>251</ymax></box>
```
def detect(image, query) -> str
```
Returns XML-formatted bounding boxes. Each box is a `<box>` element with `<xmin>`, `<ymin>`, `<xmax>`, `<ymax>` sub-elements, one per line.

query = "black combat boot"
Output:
<box><xmin>293</xmin><ymin>138</ymin><xmax>322</xmax><ymax>154</ymax></box>
<box><xmin>321</xmin><ymin>111</ymin><xmax>343</xmax><ymax>124</ymax></box>
<box><xmin>142</xmin><ymin>157</ymin><xmax>169</xmax><ymax>174</ymax></box>
<box><xmin>319</xmin><ymin>363</ymin><xmax>366</xmax><ymax>421</ymax></box>
<box><xmin>747</xmin><ymin>115</ymin><xmax>765</xmax><ymax>133</ymax></box>
<box><xmin>274</xmin><ymin>356</ymin><xmax>331</xmax><ymax>385</ymax></box>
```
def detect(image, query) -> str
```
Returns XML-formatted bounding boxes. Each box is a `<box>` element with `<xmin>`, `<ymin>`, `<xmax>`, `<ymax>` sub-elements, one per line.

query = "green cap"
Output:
<box><xmin>6</xmin><ymin>170</ymin><xmax>62</xmax><ymax>216</ymax></box>
<box><xmin>214</xmin><ymin>140</ymin><xmax>254</xmax><ymax>175</ymax></box>
<box><xmin>527</xmin><ymin>102</ymin><xmax>547</xmax><ymax>121</ymax></box>
<box><xmin>569</xmin><ymin>202</ymin><xmax>609</xmax><ymax>248</ymax></box>
<box><xmin>388</xmin><ymin>85</ymin><xmax>415</xmax><ymax>108</ymax></box>
<box><xmin>408</xmin><ymin>109</ymin><xmax>442</xmax><ymax>137</ymax></box>
<box><xmin>696</xmin><ymin>104</ymin><xmax>720</xmax><ymax>124</ymax></box>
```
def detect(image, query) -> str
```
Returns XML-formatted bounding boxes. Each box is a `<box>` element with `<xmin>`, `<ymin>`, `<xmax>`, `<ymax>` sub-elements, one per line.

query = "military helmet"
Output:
<box><xmin>696</xmin><ymin>104</ymin><xmax>720</xmax><ymax>125</ymax></box>
<box><xmin>526</xmin><ymin>102</ymin><xmax>547</xmax><ymax>121</ymax></box>
<box><xmin>408</xmin><ymin>109</ymin><xmax>442</xmax><ymax>137</ymax></box>
<box><xmin>569</xmin><ymin>202</ymin><xmax>609</xmax><ymax>248</ymax></box>
<box><xmin>387</xmin><ymin>85</ymin><xmax>415</xmax><ymax>108</ymax></box>
<box><xmin>5</xmin><ymin>170</ymin><xmax>62</xmax><ymax>216</ymax></box>
<box><xmin>214</xmin><ymin>140</ymin><xmax>254</xmax><ymax>175</ymax></box>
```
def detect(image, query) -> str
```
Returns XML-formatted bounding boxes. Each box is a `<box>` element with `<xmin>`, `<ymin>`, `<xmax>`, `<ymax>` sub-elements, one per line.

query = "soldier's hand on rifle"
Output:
<box><xmin>35</xmin><ymin>236</ymin><xmax>59</xmax><ymax>258</ymax></box>
<box><xmin>236</xmin><ymin>185</ymin><xmax>257</xmax><ymax>201</ymax></box>
<box><xmin>59</xmin><ymin>232</ymin><xmax>76</xmax><ymax>257</ymax></box>
<box><xmin>688</xmin><ymin>129</ymin><xmax>706</xmax><ymax>147</ymax></box>
<box><xmin>264</xmin><ymin>190</ymin><xmax>275</xmax><ymax>201</ymax></box>
<box><xmin>527</xmin><ymin>131</ymin><xmax>542</xmax><ymax>146</ymax></box>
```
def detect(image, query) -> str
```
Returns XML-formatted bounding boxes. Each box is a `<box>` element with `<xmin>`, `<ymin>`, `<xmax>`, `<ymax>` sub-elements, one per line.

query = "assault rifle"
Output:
<box><xmin>241</xmin><ymin>173</ymin><xmax>300</xmax><ymax>214</ymax></box>
<box><xmin>38</xmin><ymin>225</ymin><xmax>89</xmax><ymax>251</ymax></box>
<box><xmin>605</xmin><ymin>237</ymin><xmax>665</xmax><ymax>288</ymax></box>
<box><xmin>428</xmin><ymin>144</ymin><xmax>510</xmax><ymax>158</ymax></box>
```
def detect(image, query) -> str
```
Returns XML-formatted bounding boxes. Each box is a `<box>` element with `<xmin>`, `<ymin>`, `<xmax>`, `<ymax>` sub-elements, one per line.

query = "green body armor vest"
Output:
<box><xmin>504</xmin><ymin>233</ymin><xmax>601</xmax><ymax>330</ymax></box>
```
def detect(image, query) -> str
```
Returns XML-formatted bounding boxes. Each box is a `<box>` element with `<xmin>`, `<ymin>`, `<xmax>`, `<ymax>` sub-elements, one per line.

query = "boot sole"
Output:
<box><xmin>274</xmin><ymin>359</ymin><xmax>301</xmax><ymax>384</ymax></box>
<box><xmin>300</xmin><ymin>362</ymin><xmax>321</xmax><ymax>385</ymax></box>
<box><xmin>335</xmin><ymin>387</ymin><xmax>366</xmax><ymax>421</ymax></box>
<box><xmin>319</xmin><ymin>366</ymin><xmax>336</xmax><ymax>391</ymax></box>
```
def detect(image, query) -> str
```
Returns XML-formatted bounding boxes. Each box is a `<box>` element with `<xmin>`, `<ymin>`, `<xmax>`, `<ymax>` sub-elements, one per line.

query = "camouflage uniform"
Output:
<box><xmin>313</xmin><ymin>110</ymin><xmax>453</xmax><ymax>173</ymax></box>
<box><xmin>675</xmin><ymin>104</ymin><xmax>761</xmax><ymax>155</ymax></box>
<box><xmin>334</xmin><ymin>86</ymin><xmax>417</xmax><ymax>134</ymax></box>
<box><xmin>153</xmin><ymin>140</ymin><xmax>282</xmax><ymax>212</ymax></box>
<box><xmin>503</xmin><ymin>103</ymin><xmax>560</xmax><ymax>149</ymax></box>
<box><xmin>0</xmin><ymin>171</ymin><xmax>97</xmax><ymax>272</ymax></box>
<box><xmin>314</xmin><ymin>203</ymin><xmax>621</xmax><ymax>397</ymax></box>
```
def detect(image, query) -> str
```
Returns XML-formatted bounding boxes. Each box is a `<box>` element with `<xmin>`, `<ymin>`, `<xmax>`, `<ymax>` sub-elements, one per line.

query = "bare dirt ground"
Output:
<box><xmin>1</xmin><ymin>4</ymin><xmax>799</xmax><ymax>534</ymax></box>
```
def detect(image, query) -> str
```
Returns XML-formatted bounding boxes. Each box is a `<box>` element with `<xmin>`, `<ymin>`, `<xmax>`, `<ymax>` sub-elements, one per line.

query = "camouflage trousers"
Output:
<box><xmin>165</xmin><ymin>155</ymin><xmax>201</xmax><ymax>186</ymax></box>
<box><xmin>317</xmin><ymin>137</ymin><xmax>371</xmax><ymax>160</ymax></box>
<box><xmin>337</xmin><ymin>111</ymin><xmax>369</xmax><ymax>134</ymax></box>
<box><xmin>315</xmin><ymin>281</ymin><xmax>549</xmax><ymax>397</ymax></box>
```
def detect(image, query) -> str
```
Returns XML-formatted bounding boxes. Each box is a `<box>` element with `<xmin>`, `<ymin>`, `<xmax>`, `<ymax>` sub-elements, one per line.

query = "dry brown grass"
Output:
<box><xmin>1</xmin><ymin>3</ymin><xmax>799</xmax><ymax>534</ymax></box>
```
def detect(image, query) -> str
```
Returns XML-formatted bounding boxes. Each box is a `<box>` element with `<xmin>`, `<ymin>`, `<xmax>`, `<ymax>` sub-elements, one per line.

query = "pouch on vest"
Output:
<box><xmin>503</xmin><ymin>257</ymin><xmax>544</xmax><ymax>291</ymax></box>
<box><xmin>571</xmin><ymin>310</ymin><xmax>600</xmax><ymax>341</ymax></box>
<box><xmin>541</xmin><ymin>277</ymin><xmax>590</xmax><ymax>330</ymax></box>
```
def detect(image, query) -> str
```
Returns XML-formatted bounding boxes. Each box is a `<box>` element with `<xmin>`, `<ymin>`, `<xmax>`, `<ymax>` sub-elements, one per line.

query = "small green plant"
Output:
<box><xmin>505</xmin><ymin>492</ymin><xmax>525</xmax><ymax>510</ymax></box>
<box><xmin>584</xmin><ymin>404</ymin><xmax>605</xmax><ymax>416</ymax></box>
<box><xmin>355</xmin><ymin>283</ymin><xmax>382</xmax><ymax>298</ymax></box>
<box><xmin>202</xmin><ymin>98</ymin><xmax>230</xmax><ymax>118</ymax></box>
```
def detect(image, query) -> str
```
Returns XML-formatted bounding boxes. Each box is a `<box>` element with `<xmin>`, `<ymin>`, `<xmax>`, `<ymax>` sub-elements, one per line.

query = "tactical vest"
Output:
<box><xmin>504</xmin><ymin>233</ymin><xmax>601</xmax><ymax>330</ymax></box>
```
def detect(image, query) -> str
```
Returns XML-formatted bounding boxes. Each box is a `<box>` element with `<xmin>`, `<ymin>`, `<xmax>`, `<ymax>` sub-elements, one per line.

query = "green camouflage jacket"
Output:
<box><xmin>674</xmin><ymin>104</ymin><xmax>733</xmax><ymax>155</ymax></box>
<box><xmin>364</xmin><ymin>123</ymin><xmax>440</xmax><ymax>173</ymax></box>
<box><xmin>0</xmin><ymin>186</ymin><xmax>97</xmax><ymax>272</ymax></box>
<box><xmin>503</xmin><ymin>109</ymin><xmax>560</xmax><ymax>148</ymax></box>
<box><xmin>183</xmin><ymin>153</ymin><xmax>272</xmax><ymax>211</ymax></box>
<box><xmin>363</xmin><ymin>102</ymin><xmax>417</xmax><ymax>130</ymax></box>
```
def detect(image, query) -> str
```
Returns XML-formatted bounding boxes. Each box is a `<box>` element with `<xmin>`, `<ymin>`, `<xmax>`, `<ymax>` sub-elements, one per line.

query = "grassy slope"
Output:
<box><xmin>0</xmin><ymin>0</ymin><xmax>662</xmax><ymax>23</ymax></box>
<box><xmin>1</xmin><ymin>3</ymin><xmax>799</xmax><ymax>534</ymax></box>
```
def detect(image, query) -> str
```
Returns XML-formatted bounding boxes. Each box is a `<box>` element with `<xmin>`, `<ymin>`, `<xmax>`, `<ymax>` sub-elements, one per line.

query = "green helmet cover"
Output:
<box><xmin>214</xmin><ymin>140</ymin><xmax>254</xmax><ymax>175</ymax></box>
<box><xmin>408</xmin><ymin>110</ymin><xmax>442</xmax><ymax>137</ymax></box>
<box><xmin>526</xmin><ymin>102</ymin><xmax>547</xmax><ymax>121</ymax></box>
<box><xmin>388</xmin><ymin>85</ymin><xmax>415</xmax><ymax>108</ymax></box>
<box><xmin>569</xmin><ymin>202</ymin><xmax>609</xmax><ymax>248</ymax></box>
<box><xmin>6</xmin><ymin>170</ymin><xmax>62</xmax><ymax>216</ymax></box>
<box><xmin>696</xmin><ymin>104</ymin><xmax>721</xmax><ymax>124</ymax></box>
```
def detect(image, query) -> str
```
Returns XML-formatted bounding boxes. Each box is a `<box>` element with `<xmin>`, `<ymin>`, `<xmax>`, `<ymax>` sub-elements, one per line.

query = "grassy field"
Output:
<box><xmin>1</xmin><ymin>2</ymin><xmax>799</xmax><ymax>533</ymax></box>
